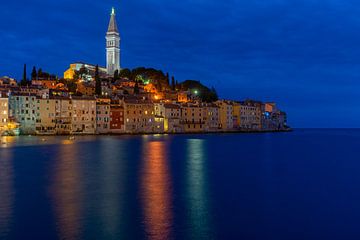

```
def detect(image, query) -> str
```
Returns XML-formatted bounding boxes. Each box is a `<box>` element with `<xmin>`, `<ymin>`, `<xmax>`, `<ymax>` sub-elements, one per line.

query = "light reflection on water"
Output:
<box><xmin>52</xmin><ymin>141</ymin><xmax>84</xmax><ymax>240</ymax></box>
<box><xmin>2</xmin><ymin>131</ymin><xmax>360</xmax><ymax>239</ymax></box>
<box><xmin>0</xmin><ymin>135</ymin><xmax>97</xmax><ymax>148</ymax></box>
<box><xmin>0</xmin><ymin>149</ymin><xmax>14</xmax><ymax>238</ymax></box>
<box><xmin>0</xmin><ymin>136</ymin><xmax>215</xmax><ymax>239</ymax></box>
<box><xmin>141</xmin><ymin>139</ymin><xmax>173</xmax><ymax>240</ymax></box>
<box><xmin>187</xmin><ymin>139</ymin><xmax>213</xmax><ymax>239</ymax></box>
<box><xmin>98</xmin><ymin>138</ymin><xmax>126</xmax><ymax>239</ymax></box>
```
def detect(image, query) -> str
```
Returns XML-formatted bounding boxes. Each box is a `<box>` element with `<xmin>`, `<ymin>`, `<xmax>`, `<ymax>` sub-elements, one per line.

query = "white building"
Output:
<box><xmin>106</xmin><ymin>7</ymin><xmax>121</xmax><ymax>75</ymax></box>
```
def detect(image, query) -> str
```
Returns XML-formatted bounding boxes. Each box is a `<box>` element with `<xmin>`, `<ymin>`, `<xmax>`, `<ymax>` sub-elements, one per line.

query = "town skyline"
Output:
<box><xmin>1</xmin><ymin>1</ymin><xmax>359</xmax><ymax>127</ymax></box>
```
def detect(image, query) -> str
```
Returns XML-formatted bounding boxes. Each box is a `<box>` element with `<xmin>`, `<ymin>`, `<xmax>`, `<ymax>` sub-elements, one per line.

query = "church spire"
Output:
<box><xmin>106</xmin><ymin>7</ymin><xmax>121</xmax><ymax>75</ymax></box>
<box><xmin>107</xmin><ymin>7</ymin><xmax>119</xmax><ymax>33</ymax></box>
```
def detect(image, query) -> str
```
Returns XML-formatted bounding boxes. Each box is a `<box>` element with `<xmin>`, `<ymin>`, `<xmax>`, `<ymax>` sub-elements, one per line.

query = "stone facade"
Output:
<box><xmin>71</xmin><ymin>97</ymin><xmax>96</xmax><ymax>134</ymax></box>
<box><xmin>9</xmin><ymin>94</ymin><xmax>37</xmax><ymax>134</ymax></box>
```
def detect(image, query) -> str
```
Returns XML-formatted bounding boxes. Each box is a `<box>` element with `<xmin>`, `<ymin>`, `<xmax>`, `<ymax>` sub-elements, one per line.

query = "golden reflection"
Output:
<box><xmin>0</xmin><ymin>136</ymin><xmax>16</xmax><ymax>148</ymax></box>
<box><xmin>52</xmin><ymin>142</ymin><xmax>83</xmax><ymax>240</ymax></box>
<box><xmin>187</xmin><ymin>139</ymin><xmax>212</xmax><ymax>239</ymax></box>
<box><xmin>0</xmin><ymin>149</ymin><xmax>14</xmax><ymax>238</ymax></box>
<box><xmin>141</xmin><ymin>140</ymin><xmax>173</xmax><ymax>240</ymax></box>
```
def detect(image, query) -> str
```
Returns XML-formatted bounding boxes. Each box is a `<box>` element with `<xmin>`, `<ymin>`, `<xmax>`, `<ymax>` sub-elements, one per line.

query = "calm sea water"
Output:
<box><xmin>1</xmin><ymin>129</ymin><xmax>360</xmax><ymax>240</ymax></box>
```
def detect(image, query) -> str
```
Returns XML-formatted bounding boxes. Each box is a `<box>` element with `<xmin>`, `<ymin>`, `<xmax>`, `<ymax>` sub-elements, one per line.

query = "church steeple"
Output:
<box><xmin>107</xmin><ymin>7</ymin><xmax>119</xmax><ymax>33</ymax></box>
<box><xmin>106</xmin><ymin>7</ymin><xmax>121</xmax><ymax>75</ymax></box>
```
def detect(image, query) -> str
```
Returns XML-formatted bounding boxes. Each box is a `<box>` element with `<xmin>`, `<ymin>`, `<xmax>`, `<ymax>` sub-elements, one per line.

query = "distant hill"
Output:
<box><xmin>179</xmin><ymin>80</ymin><xmax>218</xmax><ymax>102</ymax></box>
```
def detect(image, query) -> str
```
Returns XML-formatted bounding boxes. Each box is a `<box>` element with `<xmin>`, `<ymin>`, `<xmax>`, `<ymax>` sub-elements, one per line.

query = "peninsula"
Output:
<box><xmin>0</xmin><ymin>8</ymin><xmax>289</xmax><ymax>136</ymax></box>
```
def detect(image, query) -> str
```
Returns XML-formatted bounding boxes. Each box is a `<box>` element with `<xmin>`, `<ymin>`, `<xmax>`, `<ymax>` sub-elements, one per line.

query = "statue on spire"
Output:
<box><xmin>111</xmin><ymin>7</ymin><xmax>115</xmax><ymax>15</ymax></box>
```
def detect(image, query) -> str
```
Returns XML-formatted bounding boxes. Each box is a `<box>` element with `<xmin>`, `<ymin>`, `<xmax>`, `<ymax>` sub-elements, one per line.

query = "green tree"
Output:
<box><xmin>37</xmin><ymin>68</ymin><xmax>43</xmax><ymax>79</ymax></box>
<box><xmin>171</xmin><ymin>76</ymin><xmax>175</xmax><ymax>91</ymax></box>
<box><xmin>119</xmin><ymin>68</ymin><xmax>131</xmax><ymax>79</ymax></box>
<box><xmin>166</xmin><ymin>72</ymin><xmax>170</xmax><ymax>86</ymax></box>
<box><xmin>31</xmin><ymin>66</ymin><xmax>37</xmax><ymax>80</ymax></box>
<box><xmin>67</xmin><ymin>80</ymin><xmax>77</xmax><ymax>93</ymax></box>
<box><xmin>134</xmin><ymin>81</ymin><xmax>140</xmax><ymax>94</ymax></box>
<box><xmin>95</xmin><ymin>65</ymin><xmax>102</xmax><ymax>95</ymax></box>
<box><xmin>114</xmin><ymin>69</ymin><xmax>119</xmax><ymax>80</ymax></box>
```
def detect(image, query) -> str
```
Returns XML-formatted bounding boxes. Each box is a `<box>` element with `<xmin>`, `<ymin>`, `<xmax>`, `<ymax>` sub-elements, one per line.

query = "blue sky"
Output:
<box><xmin>1</xmin><ymin>0</ymin><xmax>359</xmax><ymax>127</ymax></box>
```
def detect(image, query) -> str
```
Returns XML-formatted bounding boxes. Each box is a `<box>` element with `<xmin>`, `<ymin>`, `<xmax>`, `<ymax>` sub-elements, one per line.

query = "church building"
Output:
<box><xmin>106</xmin><ymin>7</ymin><xmax>121</xmax><ymax>75</ymax></box>
<box><xmin>64</xmin><ymin>7</ymin><xmax>121</xmax><ymax>80</ymax></box>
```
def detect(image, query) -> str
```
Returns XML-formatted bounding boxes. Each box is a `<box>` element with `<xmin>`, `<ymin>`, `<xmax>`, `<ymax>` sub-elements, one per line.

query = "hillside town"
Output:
<box><xmin>0</xmin><ymin>8</ymin><xmax>289</xmax><ymax>136</ymax></box>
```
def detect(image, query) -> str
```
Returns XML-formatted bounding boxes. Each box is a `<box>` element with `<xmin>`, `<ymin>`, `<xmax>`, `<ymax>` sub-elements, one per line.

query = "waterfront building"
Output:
<box><xmin>96</xmin><ymin>99</ymin><xmax>111</xmax><ymax>134</ymax></box>
<box><xmin>35</xmin><ymin>98</ymin><xmax>56</xmax><ymax>134</ymax></box>
<box><xmin>154</xmin><ymin>103</ymin><xmax>182</xmax><ymax>133</ymax></box>
<box><xmin>239</xmin><ymin>100</ymin><xmax>262</xmax><ymax>130</ymax></box>
<box><xmin>216</xmin><ymin>100</ymin><xmax>234</xmax><ymax>130</ymax></box>
<box><xmin>203</xmin><ymin>103</ymin><xmax>220</xmax><ymax>131</ymax></box>
<box><xmin>0</xmin><ymin>93</ymin><xmax>9</xmax><ymax>131</ymax></box>
<box><xmin>71</xmin><ymin>97</ymin><xmax>96</xmax><ymax>134</ymax></box>
<box><xmin>54</xmin><ymin>97</ymin><xmax>72</xmax><ymax>135</ymax></box>
<box><xmin>181</xmin><ymin>103</ymin><xmax>205</xmax><ymax>132</ymax></box>
<box><xmin>261</xmin><ymin>102</ymin><xmax>287</xmax><ymax>130</ymax></box>
<box><xmin>110</xmin><ymin>104</ymin><xmax>125</xmax><ymax>133</ymax></box>
<box><xmin>232</xmin><ymin>102</ymin><xmax>241</xmax><ymax>129</ymax></box>
<box><xmin>9</xmin><ymin>94</ymin><xmax>37</xmax><ymax>134</ymax></box>
<box><xmin>106</xmin><ymin>7</ymin><xmax>121</xmax><ymax>75</ymax></box>
<box><xmin>123</xmin><ymin>98</ymin><xmax>155</xmax><ymax>133</ymax></box>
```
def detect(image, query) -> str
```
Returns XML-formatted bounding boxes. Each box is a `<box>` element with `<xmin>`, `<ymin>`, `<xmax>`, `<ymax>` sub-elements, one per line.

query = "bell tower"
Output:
<box><xmin>106</xmin><ymin>7</ymin><xmax>120</xmax><ymax>75</ymax></box>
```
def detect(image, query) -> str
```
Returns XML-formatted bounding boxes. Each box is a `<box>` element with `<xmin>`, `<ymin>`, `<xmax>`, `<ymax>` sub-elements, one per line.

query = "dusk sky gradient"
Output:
<box><xmin>1</xmin><ymin>0</ymin><xmax>360</xmax><ymax>127</ymax></box>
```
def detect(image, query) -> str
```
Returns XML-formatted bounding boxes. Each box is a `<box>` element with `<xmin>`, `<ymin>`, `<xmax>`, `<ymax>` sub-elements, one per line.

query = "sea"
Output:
<box><xmin>1</xmin><ymin>129</ymin><xmax>360</xmax><ymax>240</ymax></box>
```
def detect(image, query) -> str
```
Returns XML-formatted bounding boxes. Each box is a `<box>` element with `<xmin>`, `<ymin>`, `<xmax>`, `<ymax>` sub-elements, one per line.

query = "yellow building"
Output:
<box><xmin>64</xmin><ymin>63</ymin><xmax>107</xmax><ymax>80</ymax></box>
<box><xmin>216</xmin><ymin>100</ymin><xmax>234</xmax><ymax>130</ymax></box>
<box><xmin>123</xmin><ymin>98</ymin><xmax>156</xmax><ymax>133</ymax></box>
<box><xmin>54</xmin><ymin>97</ymin><xmax>73</xmax><ymax>135</ymax></box>
<box><xmin>0</xmin><ymin>93</ymin><xmax>9</xmax><ymax>131</ymax></box>
<box><xmin>36</xmin><ymin>98</ymin><xmax>56</xmax><ymax>134</ymax></box>
<box><xmin>203</xmin><ymin>103</ymin><xmax>220</xmax><ymax>131</ymax></box>
<box><xmin>181</xmin><ymin>103</ymin><xmax>205</xmax><ymax>132</ymax></box>
<box><xmin>71</xmin><ymin>97</ymin><xmax>96</xmax><ymax>134</ymax></box>
<box><xmin>232</xmin><ymin>102</ymin><xmax>241</xmax><ymax>129</ymax></box>
<box><xmin>154</xmin><ymin>103</ymin><xmax>182</xmax><ymax>133</ymax></box>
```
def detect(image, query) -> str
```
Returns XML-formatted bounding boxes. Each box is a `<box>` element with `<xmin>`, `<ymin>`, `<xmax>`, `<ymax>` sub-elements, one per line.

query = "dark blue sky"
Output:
<box><xmin>1</xmin><ymin>0</ymin><xmax>359</xmax><ymax>127</ymax></box>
